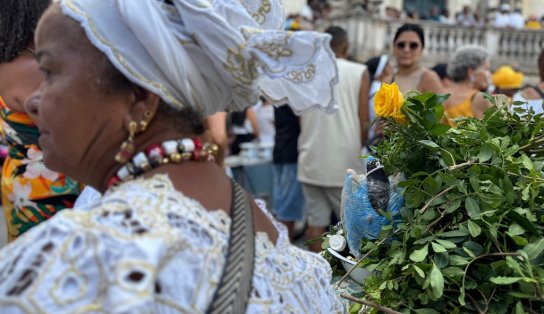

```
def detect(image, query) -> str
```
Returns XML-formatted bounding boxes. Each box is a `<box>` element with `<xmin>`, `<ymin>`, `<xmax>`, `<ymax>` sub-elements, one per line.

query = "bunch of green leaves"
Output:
<box><xmin>359</xmin><ymin>94</ymin><xmax>544</xmax><ymax>313</ymax></box>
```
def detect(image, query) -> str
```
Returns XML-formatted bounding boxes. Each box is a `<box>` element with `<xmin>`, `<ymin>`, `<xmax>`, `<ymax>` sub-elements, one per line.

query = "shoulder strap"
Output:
<box><xmin>207</xmin><ymin>181</ymin><xmax>255</xmax><ymax>314</ymax></box>
<box><xmin>532</xmin><ymin>85</ymin><xmax>544</xmax><ymax>99</ymax></box>
<box><xmin>470</xmin><ymin>90</ymin><xmax>479</xmax><ymax>101</ymax></box>
<box><xmin>414</xmin><ymin>68</ymin><xmax>426</xmax><ymax>90</ymax></box>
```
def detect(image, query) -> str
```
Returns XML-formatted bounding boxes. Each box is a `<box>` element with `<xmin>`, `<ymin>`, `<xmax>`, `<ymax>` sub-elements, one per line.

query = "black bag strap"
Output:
<box><xmin>207</xmin><ymin>180</ymin><xmax>255</xmax><ymax>314</ymax></box>
<box><xmin>531</xmin><ymin>85</ymin><xmax>544</xmax><ymax>99</ymax></box>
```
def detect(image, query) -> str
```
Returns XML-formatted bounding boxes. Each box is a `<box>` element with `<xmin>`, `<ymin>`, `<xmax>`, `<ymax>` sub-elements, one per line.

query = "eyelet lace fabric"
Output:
<box><xmin>0</xmin><ymin>174</ymin><xmax>343</xmax><ymax>313</ymax></box>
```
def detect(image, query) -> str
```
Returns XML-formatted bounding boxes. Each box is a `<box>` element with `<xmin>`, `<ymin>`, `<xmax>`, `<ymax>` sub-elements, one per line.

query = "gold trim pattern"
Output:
<box><xmin>251</xmin><ymin>0</ymin><xmax>272</xmax><ymax>25</ymax></box>
<box><xmin>253</xmin><ymin>41</ymin><xmax>293</xmax><ymax>60</ymax></box>
<box><xmin>223</xmin><ymin>44</ymin><xmax>257</xmax><ymax>85</ymax></box>
<box><xmin>63</xmin><ymin>0</ymin><xmax>185</xmax><ymax>109</ymax></box>
<box><xmin>238</xmin><ymin>0</ymin><xmax>273</xmax><ymax>25</ymax></box>
<box><xmin>286</xmin><ymin>64</ymin><xmax>316</xmax><ymax>83</ymax></box>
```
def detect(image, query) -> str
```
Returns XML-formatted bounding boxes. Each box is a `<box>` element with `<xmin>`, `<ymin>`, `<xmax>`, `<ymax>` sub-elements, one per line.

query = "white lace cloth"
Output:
<box><xmin>0</xmin><ymin>175</ymin><xmax>343</xmax><ymax>313</ymax></box>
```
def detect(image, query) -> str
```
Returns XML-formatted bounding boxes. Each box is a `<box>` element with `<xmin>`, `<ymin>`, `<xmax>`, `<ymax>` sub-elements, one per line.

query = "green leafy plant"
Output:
<box><xmin>351</xmin><ymin>91</ymin><xmax>544</xmax><ymax>313</ymax></box>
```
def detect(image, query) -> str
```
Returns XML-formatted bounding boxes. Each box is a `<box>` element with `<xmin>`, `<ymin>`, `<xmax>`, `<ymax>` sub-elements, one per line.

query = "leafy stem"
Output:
<box><xmin>465</xmin><ymin>293</ymin><xmax>485</xmax><ymax>314</ymax></box>
<box><xmin>461</xmin><ymin>253</ymin><xmax>523</xmax><ymax>305</ymax></box>
<box><xmin>419</xmin><ymin>186</ymin><xmax>455</xmax><ymax>214</ymax></box>
<box><xmin>335</xmin><ymin>229</ymin><xmax>400</xmax><ymax>288</ymax></box>
<box><xmin>340</xmin><ymin>293</ymin><xmax>402</xmax><ymax>314</ymax></box>
<box><xmin>520</xmin><ymin>136</ymin><xmax>544</xmax><ymax>151</ymax></box>
<box><xmin>447</xmin><ymin>160</ymin><xmax>476</xmax><ymax>171</ymax></box>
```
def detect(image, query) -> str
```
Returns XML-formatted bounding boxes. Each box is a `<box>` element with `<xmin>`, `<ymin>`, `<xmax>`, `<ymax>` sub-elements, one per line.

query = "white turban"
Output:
<box><xmin>60</xmin><ymin>0</ymin><xmax>338</xmax><ymax>116</ymax></box>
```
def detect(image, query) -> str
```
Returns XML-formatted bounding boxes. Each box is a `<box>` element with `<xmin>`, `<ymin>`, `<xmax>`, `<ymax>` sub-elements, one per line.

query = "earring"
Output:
<box><xmin>115</xmin><ymin>121</ymin><xmax>138</xmax><ymax>164</ymax></box>
<box><xmin>140</xmin><ymin>121</ymin><xmax>148</xmax><ymax>132</ymax></box>
<box><xmin>144</xmin><ymin>111</ymin><xmax>152</xmax><ymax>119</ymax></box>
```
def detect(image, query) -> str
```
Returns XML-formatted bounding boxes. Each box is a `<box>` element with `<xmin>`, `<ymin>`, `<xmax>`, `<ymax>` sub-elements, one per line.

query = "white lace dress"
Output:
<box><xmin>0</xmin><ymin>174</ymin><xmax>343</xmax><ymax>313</ymax></box>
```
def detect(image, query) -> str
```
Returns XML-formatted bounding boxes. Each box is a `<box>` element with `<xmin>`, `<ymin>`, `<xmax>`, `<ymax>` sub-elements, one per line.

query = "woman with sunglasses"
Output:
<box><xmin>391</xmin><ymin>23</ymin><xmax>443</xmax><ymax>95</ymax></box>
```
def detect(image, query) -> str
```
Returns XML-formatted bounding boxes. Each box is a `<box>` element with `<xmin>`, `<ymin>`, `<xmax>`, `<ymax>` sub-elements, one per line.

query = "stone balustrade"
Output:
<box><xmin>319</xmin><ymin>13</ymin><xmax>544</xmax><ymax>77</ymax></box>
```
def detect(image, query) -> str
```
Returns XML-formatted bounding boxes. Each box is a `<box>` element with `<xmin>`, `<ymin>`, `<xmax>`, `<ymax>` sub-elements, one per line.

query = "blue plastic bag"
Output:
<box><xmin>341</xmin><ymin>164</ymin><xmax>404</xmax><ymax>259</ymax></box>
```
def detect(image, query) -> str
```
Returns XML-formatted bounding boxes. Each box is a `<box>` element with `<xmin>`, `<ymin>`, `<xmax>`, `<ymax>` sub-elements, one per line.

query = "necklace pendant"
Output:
<box><xmin>170</xmin><ymin>153</ymin><xmax>183</xmax><ymax>163</ymax></box>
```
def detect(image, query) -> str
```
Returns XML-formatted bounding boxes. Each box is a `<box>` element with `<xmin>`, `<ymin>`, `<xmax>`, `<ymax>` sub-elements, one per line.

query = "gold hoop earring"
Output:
<box><xmin>140</xmin><ymin>121</ymin><xmax>148</xmax><ymax>132</ymax></box>
<box><xmin>115</xmin><ymin>121</ymin><xmax>138</xmax><ymax>164</ymax></box>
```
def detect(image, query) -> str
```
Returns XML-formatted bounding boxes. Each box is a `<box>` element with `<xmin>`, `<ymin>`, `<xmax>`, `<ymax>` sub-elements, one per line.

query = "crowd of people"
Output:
<box><xmin>384</xmin><ymin>3</ymin><xmax>544</xmax><ymax>30</ymax></box>
<box><xmin>286</xmin><ymin>1</ymin><xmax>544</xmax><ymax>34</ymax></box>
<box><xmin>0</xmin><ymin>0</ymin><xmax>544</xmax><ymax>312</ymax></box>
<box><xmin>224</xmin><ymin>17</ymin><xmax>543</xmax><ymax>251</ymax></box>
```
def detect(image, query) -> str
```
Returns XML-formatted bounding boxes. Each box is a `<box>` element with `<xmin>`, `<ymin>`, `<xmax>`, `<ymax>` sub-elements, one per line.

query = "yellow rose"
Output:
<box><xmin>374</xmin><ymin>82</ymin><xmax>405</xmax><ymax>123</ymax></box>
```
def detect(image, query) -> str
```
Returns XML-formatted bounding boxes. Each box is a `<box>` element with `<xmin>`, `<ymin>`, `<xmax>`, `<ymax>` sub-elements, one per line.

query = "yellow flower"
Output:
<box><xmin>374</xmin><ymin>82</ymin><xmax>406</xmax><ymax>123</ymax></box>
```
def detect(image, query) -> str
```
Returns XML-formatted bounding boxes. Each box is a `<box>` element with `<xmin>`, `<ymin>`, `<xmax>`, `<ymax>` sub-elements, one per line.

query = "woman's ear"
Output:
<box><xmin>467</xmin><ymin>68</ymin><xmax>475</xmax><ymax>82</ymax></box>
<box><xmin>123</xmin><ymin>85</ymin><xmax>161</xmax><ymax>131</ymax></box>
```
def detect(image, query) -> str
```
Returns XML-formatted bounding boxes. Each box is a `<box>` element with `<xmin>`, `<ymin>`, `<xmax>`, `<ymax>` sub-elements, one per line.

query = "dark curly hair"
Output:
<box><xmin>393</xmin><ymin>23</ymin><xmax>425</xmax><ymax>48</ymax></box>
<box><xmin>0</xmin><ymin>0</ymin><xmax>51</xmax><ymax>63</ymax></box>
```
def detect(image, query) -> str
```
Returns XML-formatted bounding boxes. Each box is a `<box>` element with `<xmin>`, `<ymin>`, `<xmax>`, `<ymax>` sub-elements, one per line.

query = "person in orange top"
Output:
<box><xmin>0</xmin><ymin>0</ymin><xmax>82</xmax><ymax>241</ymax></box>
<box><xmin>526</xmin><ymin>16</ymin><xmax>542</xmax><ymax>30</ymax></box>
<box><xmin>443</xmin><ymin>45</ymin><xmax>493</xmax><ymax>123</ymax></box>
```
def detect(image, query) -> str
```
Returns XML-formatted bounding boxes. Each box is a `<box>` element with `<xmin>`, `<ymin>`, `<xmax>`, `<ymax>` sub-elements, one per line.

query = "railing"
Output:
<box><xmin>319</xmin><ymin>13</ymin><xmax>544</xmax><ymax>76</ymax></box>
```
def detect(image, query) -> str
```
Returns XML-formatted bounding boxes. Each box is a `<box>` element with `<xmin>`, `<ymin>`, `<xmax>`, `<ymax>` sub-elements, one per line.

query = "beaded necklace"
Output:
<box><xmin>107</xmin><ymin>137</ymin><xmax>218</xmax><ymax>188</ymax></box>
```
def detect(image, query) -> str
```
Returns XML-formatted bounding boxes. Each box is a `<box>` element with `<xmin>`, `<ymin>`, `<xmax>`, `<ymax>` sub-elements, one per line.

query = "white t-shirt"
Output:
<box><xmin>495</xmin><ymin>13</ymin><xmax>512</xmax><ymax>28</ymax></box>
<box><xmin>368</xmin><ymin>80</ymin><xmax>382</xmax><ymax>140</ymax></box>
<box><xmin>510</xmin><ymin>12</ymin><xmax>525</xmax><ymax>29</ymax></box>
<box><xmin>252</xmin><ymin>102</ymin><xmax>275</xmax><ymax>145</ymax></box>
<box><xmin>512</xmin><ymin>91</ymin><xmax>544</xmax><ymax>115</ymax></box>
<box><xmin>298</xmin><ymin>58</ymin><xmax>366</xmax><ymax>187</ymax></box>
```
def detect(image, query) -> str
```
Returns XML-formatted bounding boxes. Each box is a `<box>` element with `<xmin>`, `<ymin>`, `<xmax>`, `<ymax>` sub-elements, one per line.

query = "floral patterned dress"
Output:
<box><xmin>0</xmin><ymin>97</ymin><xmax>81</xmax><ymax>241</ymax></box>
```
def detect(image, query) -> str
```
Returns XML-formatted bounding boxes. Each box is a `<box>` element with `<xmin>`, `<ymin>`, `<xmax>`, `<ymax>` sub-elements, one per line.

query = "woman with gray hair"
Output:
<box><xmin>0</xmin><ymin>0</ymin><xmax>343</xmax><ymax>313</ymax></box>
<box><xmin>444</xmin><ymin>45</ymin><xmax>492</xmax><ymax>122</ymax></box>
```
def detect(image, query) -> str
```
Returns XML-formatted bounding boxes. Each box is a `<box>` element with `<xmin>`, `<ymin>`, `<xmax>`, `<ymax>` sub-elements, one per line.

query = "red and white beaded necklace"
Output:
<box><xmin>107</xmin><ymin>137</ymin><xmax>218</xmax><ymax>188</ymax></box>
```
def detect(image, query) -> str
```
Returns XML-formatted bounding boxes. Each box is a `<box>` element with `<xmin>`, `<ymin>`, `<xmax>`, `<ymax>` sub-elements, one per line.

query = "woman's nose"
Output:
<box><xmin>24</xmin><ymin>91</ymin><xmax>41</xmax><ymax>124</ymax></box>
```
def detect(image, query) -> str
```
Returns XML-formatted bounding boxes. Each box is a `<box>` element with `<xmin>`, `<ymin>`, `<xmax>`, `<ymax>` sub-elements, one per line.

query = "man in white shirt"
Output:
<box><xmin>495</xmin><ymin>4</ymin><xmax>513</xmax><ymax>28</ymax></box>
<box><xmin>456</xmin><ymin>5</ymin><xmax>476</xmax><ymax>27</ymax></box>
<box><xmin>298</xmin><ymin>26</ymin><xmax>369</xmax><ymax>252</ymax></box>
<box><xmin>510</xmin><ymin>9</ymin><xmax>525</xmax><ymax>29</ymax></box>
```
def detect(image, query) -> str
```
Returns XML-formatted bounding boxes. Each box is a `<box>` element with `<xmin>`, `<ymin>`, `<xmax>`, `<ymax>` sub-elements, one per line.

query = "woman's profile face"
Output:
<box><xmin>393</xmin><ymin>31</ymin><xmax>423</xmax><ymax>68</ymax></box>
<box><xmin>28</xmin><ymin>4</ymin><xmax>130</xmax><ymax>180</ymax></box>
<box><xmin>471</xmin><ymin>59</ymin><xmax>491</xmax><ymax>91</ymax></box>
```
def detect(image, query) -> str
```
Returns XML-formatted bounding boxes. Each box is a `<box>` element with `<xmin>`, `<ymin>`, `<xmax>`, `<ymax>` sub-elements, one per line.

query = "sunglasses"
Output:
<box><xmin>395</xmin><ymin>41</ymin><xmax>420</xmax><ymax>50</ymax></box>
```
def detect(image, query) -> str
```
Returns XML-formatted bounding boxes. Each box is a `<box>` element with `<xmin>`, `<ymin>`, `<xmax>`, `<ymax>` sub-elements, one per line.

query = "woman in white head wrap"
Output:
<box><xmin>0</xmin><ymin>1</ymin><xmax>343</xmax><ymax>313</ymax></box>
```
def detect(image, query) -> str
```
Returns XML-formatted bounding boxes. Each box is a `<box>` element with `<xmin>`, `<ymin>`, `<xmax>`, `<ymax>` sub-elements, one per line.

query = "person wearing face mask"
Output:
<box><xmin>443</xmin><ymin>45</ymin><xmax>493</xmax><ymax>123</ymax></box>
<box><xmin>391</xmin><ymin>23</ymin><xmax>443</xmax><ymax>95</ymax></box>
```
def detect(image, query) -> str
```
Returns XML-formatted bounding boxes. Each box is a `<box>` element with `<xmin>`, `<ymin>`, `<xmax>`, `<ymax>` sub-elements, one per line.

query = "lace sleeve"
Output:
<box><xmin>0</xmin><ymin>210</ymin><xmax>166</xmax><ymax>313</ymax></box>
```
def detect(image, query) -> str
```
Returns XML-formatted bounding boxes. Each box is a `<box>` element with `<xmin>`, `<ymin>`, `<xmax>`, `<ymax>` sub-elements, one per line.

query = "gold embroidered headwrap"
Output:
<box><xmin>60</xmin><ymin>0</ymin><xmax>338</xmax><ymax>116</ymax></box>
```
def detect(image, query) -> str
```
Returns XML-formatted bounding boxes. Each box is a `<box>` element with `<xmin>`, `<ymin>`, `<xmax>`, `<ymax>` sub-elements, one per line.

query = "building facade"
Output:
<box><xmin>380</xmin><ymin>0</ymin><xmax>544</xmax><ymax>21</ymax></box>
